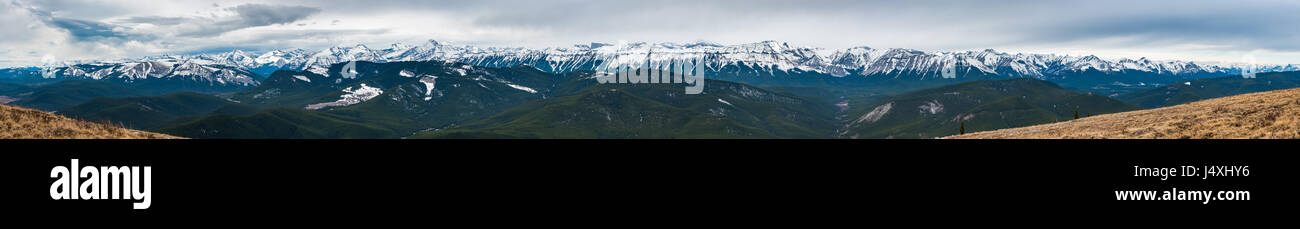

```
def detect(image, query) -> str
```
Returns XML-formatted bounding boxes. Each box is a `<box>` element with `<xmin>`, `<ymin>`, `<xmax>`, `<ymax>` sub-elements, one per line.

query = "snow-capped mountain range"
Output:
<box><xmin>8</xmin><ymin>40</ymin><xmax>1298</xmax><ymax>87</ymax></box>
<box><xmin>170</xmin><ymin>40</ymin><xmax>1300</xmax><ymax>78</ymax></box>
<box><xmin>14</xmin><ymin>57</ymin><xmax>259</xmax><ymax>87</ymax></box>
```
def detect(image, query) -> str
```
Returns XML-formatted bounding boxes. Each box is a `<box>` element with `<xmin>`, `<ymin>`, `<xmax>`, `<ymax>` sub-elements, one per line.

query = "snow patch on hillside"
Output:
<box><xmin>305</xmin><ymin>83</ymin><xmax>383</xmax><ymax>110</ymax></box>
<box><xmin>420</xmin><ymin>76</ymin><xmax>438</xmax><ymax>101</ymax></box>
<box><xmin>920</xmin><ymin>100</ymin><xmax>944</xmax><ymax>114</ymax></box>
<box><xmin>307</xmin><ymin>66</ymin><xmax>330</xmax><ymax>76</ymax></box>
<box><xmin>853</xmin><ymin>102</ymin><xmax>894</xmax><ymax>125</ymax></box>
<box><xmin>507</xmin><ymin>84</ymin><xmax>537</xmax><ymax>93</ymax></box>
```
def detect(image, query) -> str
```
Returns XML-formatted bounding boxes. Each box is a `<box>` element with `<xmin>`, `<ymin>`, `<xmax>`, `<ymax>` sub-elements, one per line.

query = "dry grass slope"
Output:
<box><xmin>948</xmin><ymin>88</ymin><xmax>1300</xmax><ymax>139</ymax></box>
<box><xmin>0</xmin><ymin>104</ymin><xmax>179</xmax><ymax>139</ymax></box>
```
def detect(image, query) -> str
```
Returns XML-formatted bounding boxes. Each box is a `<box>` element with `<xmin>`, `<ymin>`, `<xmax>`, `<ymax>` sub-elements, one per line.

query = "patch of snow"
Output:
<box><xmin>835</xmin><ymin>101</ymin><xmax>849</xmax><ymax>112</ymax></box>
<box><xmin>304</xmin><ymin>83</ymin><xmax>384</xmax><ymax>110</ymax></box>
<box><xmin>919</xmin><ymin>100</ymin><xmax>944</xmax><ymax>114</ymax></box>
<box><xmin>852</xmin><ymin>102</ymin><xmax>893</xmax><ymax>125</ymax></box>
<box><xmin>717</xmin><ymin>98</ymin><xmax>733</xmax><ymax>106</ymax></box>
<box><xmin>400</xmin><ymin>69</ymin><xmax>415</xmax><ymax>77</ymax></box>
<box><xmin>307</xmin><ymin>66</ymin><xmax>330</xmax><ymax>76</ymax></box>
<box><xmin>507</xmin><ymin>84</ymin><xmax>537</xmax><ymax>93</ymax></box>
<box><xmin>293</xmin><ymin>75</ymin><xmax>311</xmax><ymax>82</ymax></box>
<box><xmin>420</xmin><ymin>76</ymin><xmax>438</xmax><ymax>101</ymax></box>
<box><xmin>340</xmin><ymin>62</ymin><xmax>359</xmax><ymax>79</ymax></box>
<box><xmin>1185</xmin><ymin>82</ymin><xmax>1192</xmax><ymax>86</ymax></box>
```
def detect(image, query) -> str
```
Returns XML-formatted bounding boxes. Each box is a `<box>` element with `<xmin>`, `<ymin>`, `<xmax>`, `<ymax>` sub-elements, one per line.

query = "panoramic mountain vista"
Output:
<box><xmin>1</xmin><ymin>0</ymin><xmax>1295</xmax><ymax>140</ymax></box>
<box><xmin>8</xmin><ymin>1</ymin><xmax>1300</xmax><ymax>223</ymax></box>
<box><xmin>4</xmin><ymin>55</ymin><xmax>1297</xmax><ymax>139</ymax></box>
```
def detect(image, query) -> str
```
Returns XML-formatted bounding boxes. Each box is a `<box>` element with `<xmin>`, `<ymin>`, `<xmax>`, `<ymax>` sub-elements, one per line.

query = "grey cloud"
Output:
<box><xmin>249</xmin><ymin>28</ymin><xmax>390</xmax><ymax>41</ymax></box>
<box><xmin>227</xmin><ymin>4</ymin><xmax>321</xmax><ymax>28</ymax></box>
<box><xmin>18</xmin><ymin>4</ymin><xmax>153</xmax><ymax>43</ymax></box>
<box><xmin>48</xmin><ymin>18</ymin><xmax>131</xmax><ymax>41</ymax></box>
<box><xmin>122</xmin><ymin>16</ymin><xmax>188</xmax><ymax>26</ymax></box>
<box><xmin>307</xmin><ymin>0</ymin><xmax>1300</xmax><ymax>52</ymax></box>
<box><xmin>5</xmin><ymin>0</ymin><xmax>1300</xmax><ymax>66</ymax></box>
<box><xmin>996</xmin><ymin>1</ymin><xmax>1300</xmax><ymax>52</ymax></box>
<box><xmin>22</xmin><ymin>0</ymin><xmax>135</xmax><ymax>20</ymax></box>
<box><xmin>119</xmin><ymin>4</ymin><xmax>322</xmax><ymax>37</ymax></box>
<box><xmin>107</xmin><ymin>3</ymin><xmax>323</xmax><ymax>38</ymax></box>
<box><xmin>171</xmin><ymin>28</ymin><xmax>391</xmax><ymax>55</ymax></box>
<box><xmin>176</xmin><ymin>4</ymin><xmax>322</xmax><ymax>37</ymax></box>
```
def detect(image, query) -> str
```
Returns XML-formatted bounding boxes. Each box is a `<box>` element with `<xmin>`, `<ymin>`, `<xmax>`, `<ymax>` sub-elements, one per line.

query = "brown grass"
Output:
<box><xmin>947</xmin><ymin>88</ymin><xmax>1300</xmax><ymax>139</ymax></box>
<box><xmin>0</xmin><ymin>104</ymin><xmax>180</xmax><ymax>139</ymax></box>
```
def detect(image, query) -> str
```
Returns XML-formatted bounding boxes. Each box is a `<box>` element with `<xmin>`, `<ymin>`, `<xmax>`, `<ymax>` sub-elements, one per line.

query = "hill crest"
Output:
<box><xmin>0</xmin><ymin>104</ymin><xmax>178</xmax><ymax>139</ymax></box>
<box><xmin>948</xmin><ymin>88</ymin><xmax>1300</xmax><ymax>139</ymax></box>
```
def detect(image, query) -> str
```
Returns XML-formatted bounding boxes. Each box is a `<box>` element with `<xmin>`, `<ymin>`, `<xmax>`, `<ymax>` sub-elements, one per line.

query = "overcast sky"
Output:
<box><xmin>2</xmin><ymin>0</ymin><xmax>1297</xmax><ymax>67</ymax></box>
